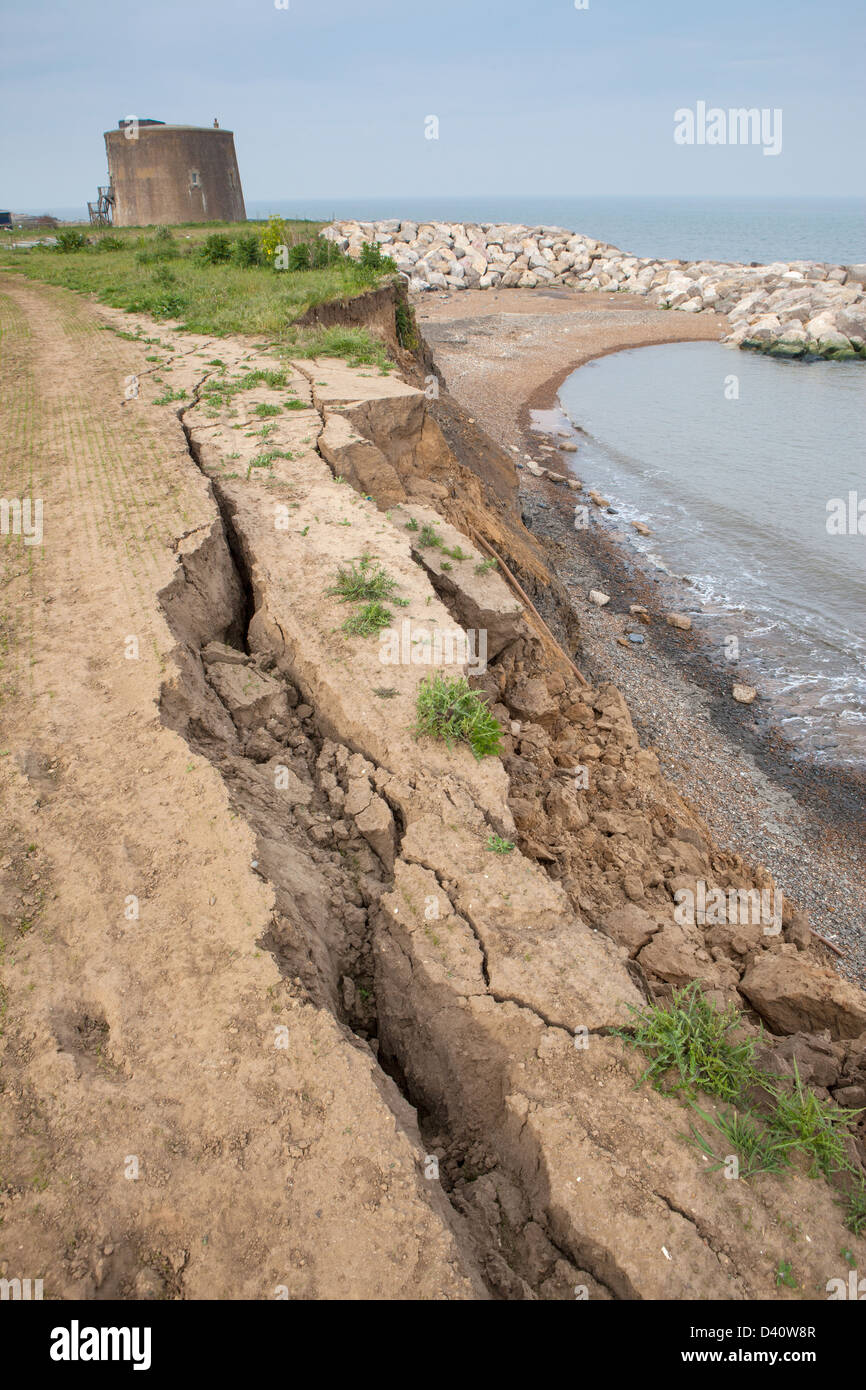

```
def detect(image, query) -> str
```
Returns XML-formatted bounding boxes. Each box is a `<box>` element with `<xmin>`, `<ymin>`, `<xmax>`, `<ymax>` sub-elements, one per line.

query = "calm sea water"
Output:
<box><xmin>243</xmin><ymin>196</ymin><xmax>866</xmax><ymax>267</ymax></box>
<box><xmin>555</xmin><ymin>343</ymin><xmax>866</xmax><ymax>765</ymax></box>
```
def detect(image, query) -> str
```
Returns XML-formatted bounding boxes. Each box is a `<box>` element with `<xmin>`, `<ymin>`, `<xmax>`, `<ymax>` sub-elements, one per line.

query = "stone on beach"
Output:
<box><xmin>732</xmin><ymin>684</ymin><xmax>757</xmax><ymax>704</ymax></box>
<box><xmin>666</xmin><ymin>613</ymin><xmax>692</xmax><ymax>631</ymax></box>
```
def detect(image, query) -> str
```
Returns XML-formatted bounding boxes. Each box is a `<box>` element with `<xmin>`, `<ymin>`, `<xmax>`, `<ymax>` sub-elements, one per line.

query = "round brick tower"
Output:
<box><xmin>104</xmin><ymin>120</ymin><xmax>246</xmax><ymax>227</ymax></box>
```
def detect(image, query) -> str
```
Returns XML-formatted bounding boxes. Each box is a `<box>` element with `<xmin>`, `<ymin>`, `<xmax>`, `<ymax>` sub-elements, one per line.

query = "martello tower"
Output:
<box><xmin>103</xmin><ymin>119</ymin><xmax>246</xmax><ymax>227</ymax></box>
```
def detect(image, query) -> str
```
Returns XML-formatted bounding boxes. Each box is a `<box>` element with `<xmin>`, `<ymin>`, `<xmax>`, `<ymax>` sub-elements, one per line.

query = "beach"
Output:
<box><xmin>417</xmin><ymin>286</ymin><xmax>866</xmax><ymax>985</ymax></box>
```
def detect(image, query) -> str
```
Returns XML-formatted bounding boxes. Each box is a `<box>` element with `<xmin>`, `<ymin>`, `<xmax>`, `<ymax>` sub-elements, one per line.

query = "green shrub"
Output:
<box><xmin>94</xmin><ymin>235</ymin><xmax>124</xmax><ymax>253</ymax></box>
<box><xmin>359</xmin><ymin>240</ymin><xmax>396</xmax><ymax>272</ymax></box>
<box><xmin>54</xmin><ymin>229</ymin><xmax>88</xmax><ymax>253</ymax></box>
<box><xmin>414</xmin><ymin>674</ymin><xmax>502</xmax><ymax>760</ymax></box>
<box><xmin>311</xmin><ymin>236</ymin><xmax>346</xmax><ymax>269</ymax></box>
<box><xmin>231</xmin><ymin>232</ymin><xmax>264</xmax><ymax>268</ymax></box>
<box><xmin>198</xmin><ymin>233</ymin><xmax>233</xmax><ymax>265</ymax></box>
<box><xmin>286</xmin><ymin>242</ymin><xmax>311</xmax><ymax>271</ymax></box>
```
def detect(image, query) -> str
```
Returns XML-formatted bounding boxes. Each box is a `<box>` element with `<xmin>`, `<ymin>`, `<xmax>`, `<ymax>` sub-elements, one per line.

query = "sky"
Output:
<box><xmin>1</xmin><ymin>0</ymin><xmax>864</xmax><ymax>212</ymax></box>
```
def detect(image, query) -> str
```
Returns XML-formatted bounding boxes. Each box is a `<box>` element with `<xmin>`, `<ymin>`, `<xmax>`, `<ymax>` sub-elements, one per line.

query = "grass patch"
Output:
<box><xmin>281</xmin><ymin>324</ymin><xmax>393</xmax><ymax>373</ymax></box>
<box><xmin>342</xmin><ymin>602</ymin><xmax>394</xmax><ymax>638</ymax></box>
<box><xmin>413</xmin><ymin>674</ymin><xmax>503</xmax><ymax>761</ymax></box>
<box><xmin>0</xmin><ymin>221</ymin><xmax>397</xmax><ymax>337</ymax></box>
<box><xmin>616</xmin><ymin>982</ymin><xmax>758</xmax><ymax>1103</ymax></box>
<box><xmin>329</xmin><ymin>554</ymin><xmax>399</xmax><ymax>604</ymax></box>
<box><xmin>486</xmin><ymin>833</ymin><xmax>515</xmax><ymax>854</ymax></box>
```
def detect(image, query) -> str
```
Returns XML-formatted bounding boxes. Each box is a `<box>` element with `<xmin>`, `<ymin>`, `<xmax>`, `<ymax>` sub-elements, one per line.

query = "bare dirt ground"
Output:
<box><xmin>0</xmin><ymin>275</ymin><xmax>480</xmax><ymax>1299</ymax></box>
<box><xmin>414</xmin><ymin>286</ymin><xmax>866</xmax><ymax>985</ymax></box>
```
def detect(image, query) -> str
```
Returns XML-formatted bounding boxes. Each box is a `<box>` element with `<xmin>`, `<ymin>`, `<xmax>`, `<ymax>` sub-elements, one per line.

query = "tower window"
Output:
<box><xmin>190</xmin><ymin>170</ymin><xmax>200</xmax><ymax>187</ymax></box>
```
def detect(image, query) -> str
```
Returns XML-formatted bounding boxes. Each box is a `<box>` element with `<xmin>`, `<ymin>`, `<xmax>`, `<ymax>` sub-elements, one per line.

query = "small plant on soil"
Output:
<box><xmin>616</xmin><ymin>981</ymin><xmax>758</xmax><ymax>1103</ymax></box>
<box><xmin>475</xmin><ymin>557</ymin><xmax>498</xmax><ymax>575</ymax></box>
<box><xmin>763</xmin><ymin>1062</ymin><xmax>861</xmax><ymax>1179</ymax></box>
<box><xmin>443</xmin><ymin>544</ymin><xmax>468</xmax><ymax>561</ymax></box>
<box><xmin>329</xmin><ymin>555</ymin><xmax>398</xmax><ymax>604</ymax></box>
<box><xmin>686</xmin><ymin>1107</ymin><xmax>794</xmax><ymax>1178</ymax></box>
<box><xmin>416</xmin><ymin>524</ymin><xmax>442</xmax><ymax>549</ymax></box>
<box><xmin>774</xmin><ymin>1260</ymin><xmax>797</xmax><ymax>1289</ymax></box>
<box><xmin>413</xmin><ymin>674</ymin><xmax>502</xmax><ymax>761</ymax></box>
<box><xmin>153</xmin><ymin>388</ymin><xmax>187</xmax><ymax>406</ymax></box>
<box><xmin>486</xmin><ymin>833</ymin><xmax>515</xmax><ymax>854</ymax></box>
<box><xmin>844</xmin><ymin>1181</ymin><xmax>866</xmax><ymax>1235</ymax></box>
<box><xmin>405</xmin><ymin>517</ymin><xmax>419</xmax><ymax>532</ymax></box>
<box><xmin>342</xmin><ymin>602</ymin><xmax>393</xmax><ymax>638</ymax></box>
<box><xmin>253</xmin><ymin>402</ymin><xmax>281</xmax><ymax>417</ymax></box>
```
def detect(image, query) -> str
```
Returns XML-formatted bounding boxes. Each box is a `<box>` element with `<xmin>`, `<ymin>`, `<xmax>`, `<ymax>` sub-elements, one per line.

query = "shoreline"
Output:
<box><xmin>417</xmin><ymin>285</ymin><xmax>866</xmax><ymax>983</ymax></box>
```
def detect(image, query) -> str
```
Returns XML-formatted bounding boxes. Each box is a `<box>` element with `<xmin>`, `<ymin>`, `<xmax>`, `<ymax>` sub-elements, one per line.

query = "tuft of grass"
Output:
<box><xmin>486</xmin><ymin>833</ymin><xmax>515</xmax><ymax>854</ymax></box>
<box><xmin>615</xmin><ymin>982</ymin><xmax>758</xmax><ymax>1103</ymax></box>
<box><xmin>342</xmin><ymin>602</ymin><xmax>393</xmax><ymax>637</ymax></box>
<box><xmin>417</xmin><ymin>523</ymin><xmax>442</xmax><ymax>549</ymax></box>
<box><xmin>763</xmin><ymin>1062</ymin><xmax>861</xmax><ymax>1179</ymax></box>
<box><xmin>844</xmin><ymin>1179</ymin><xmax>866</xmax><ymax>1235</ymax></box>
<box><xmin>329</xmin><ymin>555</ymin><xmax>398</xmax><ymax>604</ymax></box>
<box><xmin>253</xmin><ymin>402</ymin><xmax>281</xmax><ymax>417</ymax></box>
<box><xmin>405</xmin><ymin>517</ymin><xmax>419</xmax><ymax>532</ymax></box>
<box><xmin>686</xmin><ymin>1105</ymin><xmax>794</xmax><ymax>1178</ymax></box>
<box><xmin>475</xmin><ymin>557</ymin><xmax>498</xmax><ymax>575</ymax></box>
<box><xmin>413</xmin><ymin>674</ymin><xmax>502</xmax><ymax>761</ymax></box>
<box><xmin>153</xmin><ymin>387</ymin><xmax>188</xmax><ymax>406</ymax></box>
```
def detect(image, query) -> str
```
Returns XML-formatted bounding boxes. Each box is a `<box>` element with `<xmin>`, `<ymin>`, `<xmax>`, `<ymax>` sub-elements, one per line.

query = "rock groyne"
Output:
<box><xmin>322</xmin><ymin>219</ymin><xmax>866</xmax><ymax>361</ymax></box>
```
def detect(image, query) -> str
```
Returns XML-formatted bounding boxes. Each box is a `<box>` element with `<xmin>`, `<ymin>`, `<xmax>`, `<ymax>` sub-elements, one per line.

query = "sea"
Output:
<box><xmin>554</xmin><ymin>343</ymin><xmax>866</xmax><ymax>766</ymax></box>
